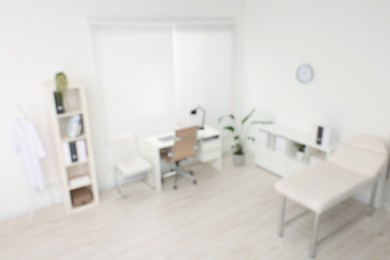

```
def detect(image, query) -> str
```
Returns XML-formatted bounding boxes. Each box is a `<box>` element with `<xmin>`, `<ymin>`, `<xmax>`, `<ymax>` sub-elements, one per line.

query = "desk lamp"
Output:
<box><xmin>190</xmin><ymin>106</ymin><xmax>206</xmax><ymax>130</ymax></box>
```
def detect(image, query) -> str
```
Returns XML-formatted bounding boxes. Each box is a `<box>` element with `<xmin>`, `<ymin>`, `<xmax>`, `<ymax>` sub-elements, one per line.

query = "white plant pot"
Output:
<box><xmin>233</xmin><ymin>154</ymin><xmax>245</xmax><ymax>166</ymax></box>
<box><xmin>296</xmin><ymin>151</ymin><xmax>304</xmax><ymax>161</ymax></box>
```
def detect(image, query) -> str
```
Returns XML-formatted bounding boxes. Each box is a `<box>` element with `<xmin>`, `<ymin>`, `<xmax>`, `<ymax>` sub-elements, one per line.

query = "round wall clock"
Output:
<box><xmin>296</xmin><ymin>64</ymin><xmax>314</xmax><ymax>84</ymax></box>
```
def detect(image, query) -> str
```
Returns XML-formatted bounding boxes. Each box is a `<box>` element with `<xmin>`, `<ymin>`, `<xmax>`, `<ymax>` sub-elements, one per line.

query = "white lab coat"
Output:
<box><xmin>12</xmin><ymin>116</ymin><xmax>46</xmax><ymax>191</ymax></box>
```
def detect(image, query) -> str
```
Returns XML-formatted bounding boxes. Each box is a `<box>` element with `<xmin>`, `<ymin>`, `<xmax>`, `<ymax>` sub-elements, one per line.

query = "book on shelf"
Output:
<box><xmin>53</xmin><ymin>92</ymin><xmax>65</xmax><ymax>114</ymax></box>
<box><xmin>63</xmin><ymin>141</ymin><xmax>78</xmax><ymax>165</ymax></box>
<box><xmin>69</xmin><ymin>142</ymin><xmax>78</xmax><ymax>162</ymax></box>
<box><xmin>67</xmin><ymin>115</ymin><xmax>82</xmax><ymax>138</ymax></box>
<box><xmin>63</xmin><ymin>142</ymin><xmax>72</xmax><ymax>165</ymax></box>
<box><xmin>76</xmin><ymin>140</ymin><xmax>88</xmax><ymax>162</ymax></box>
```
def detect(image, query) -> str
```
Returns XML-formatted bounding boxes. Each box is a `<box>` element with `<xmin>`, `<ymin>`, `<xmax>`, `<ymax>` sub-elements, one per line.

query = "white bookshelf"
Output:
<box><xmin>254</xmin><ymin>124</ymin><xmax>335</xmax><ymax>178</ymax></box>
<box><xmin>46</xmin><ymin>82</ymin><xmax>99</xmax><ymax>213</ymax></box>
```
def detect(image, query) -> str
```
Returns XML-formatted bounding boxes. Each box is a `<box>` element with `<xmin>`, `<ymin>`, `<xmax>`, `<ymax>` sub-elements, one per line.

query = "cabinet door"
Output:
<box><xmin>255</xmin><ymin>130</ymin><xmax>272</xmax><ymax>169</ymax></box>
<box><xmin>197</xmin><ymin>137</ymin><xmax>221</xmax><ymax>162</ymax></box>
<box><xmin>255</xmin><ymin>145</ymin><xmax>272</xmax><ymax>170</ymax></box>
<box><xmin>267</xmin><ymin>136</ymin><xmax>288</xmax><ymax>177</ymax></box>
<box><xmin>270</xmin><ymin>152</ymin><xmax>287</xmax><ymax>177</ymax></box>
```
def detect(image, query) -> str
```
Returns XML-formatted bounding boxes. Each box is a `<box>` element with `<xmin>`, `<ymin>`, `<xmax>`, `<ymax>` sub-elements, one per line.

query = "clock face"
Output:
<box><xmin>296</xmin><ymin>64</ymin><xmax>314</xmax><ymax>84</ymax></box>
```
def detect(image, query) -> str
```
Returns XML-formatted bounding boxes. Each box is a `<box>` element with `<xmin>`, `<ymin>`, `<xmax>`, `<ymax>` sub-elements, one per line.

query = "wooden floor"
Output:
<box><xmin>1</xmin><ymin>156</ymin><xmax>390</xmax><ymax>260</ymax></box>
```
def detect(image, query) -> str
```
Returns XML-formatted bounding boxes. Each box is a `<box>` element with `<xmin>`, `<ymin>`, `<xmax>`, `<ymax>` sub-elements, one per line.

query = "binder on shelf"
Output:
<box><xmin>69</xmin><ymin>141</ymin><xmax>78</xmax><ymax>163</ymax></box>
<box><xmin>63</xmin><ymin>142</ymin><xmax>72</xmax><ymax>165</ymax></box>
<box><xmin>76</xmin><ymin>140</ymin><xmax>88</xmax><ymax>162</ymax></box>
<box><xmin>316</xmin><ymin>126</ymin><xmax>323</xmax><ymax>145</ymax></box>
<box><xmin>53</xmin><ymin>92</ymin><xmax>65</xmax><ymax>114</ymax></box>
<box><xmin>63</xmin><ymin>142</ymin><xmax>79</xmax><ymax>165</ymax></box>
<box><xmin>313</xmin><ymin>125</ymin><xmax>332</xmax><ymax>148</ymax></box>
<box><xmin>67</xmin><ymin>115</ymin><xmax>82</xmax><ymax>138</ymax></box>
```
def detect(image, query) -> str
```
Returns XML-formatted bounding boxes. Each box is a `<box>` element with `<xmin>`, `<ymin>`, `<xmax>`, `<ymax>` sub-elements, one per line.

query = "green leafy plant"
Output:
<box><xmin>218</xmin><ymin>108</ymin><xmax>256</xmax><ymax>155</ymax></box>
<box><xmin>295</xmin><ymin>143</ymin><xmax>306</xmax><ymax>152</ymax></box>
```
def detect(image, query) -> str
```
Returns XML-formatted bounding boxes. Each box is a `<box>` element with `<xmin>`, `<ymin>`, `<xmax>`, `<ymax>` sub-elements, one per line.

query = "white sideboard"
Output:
<box><xmin>254</xmin><ymin>124</ymin><xmax>334</xmax><ymax>178</ymax></box>
<box><xmin>255</xmin><ymin>123</ymin><xmax>388</xmax><ymax>207</ymax></box>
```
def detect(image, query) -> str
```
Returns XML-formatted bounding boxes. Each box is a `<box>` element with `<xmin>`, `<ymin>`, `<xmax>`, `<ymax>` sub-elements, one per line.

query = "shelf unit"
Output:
<box><xmin>255</xmin><ymin>124</ymin><xmax>335</xmax><ymax>178</ymax></box>
<box><xmin>46</xmin><ymin>82</ymin><xmax>99</xmax><ymax>213</ymax></box>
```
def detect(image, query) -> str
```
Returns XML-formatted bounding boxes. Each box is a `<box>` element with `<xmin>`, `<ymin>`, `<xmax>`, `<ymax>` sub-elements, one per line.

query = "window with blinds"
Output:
<box><xmin>91</xmin><ymin>23</ymin><xmax>234</xmax><ymax>138</ymax></box>
<box><xmin>174</xmin><ymin>25</ymin><xmax>234</xmax><ymax>127</ymax></box>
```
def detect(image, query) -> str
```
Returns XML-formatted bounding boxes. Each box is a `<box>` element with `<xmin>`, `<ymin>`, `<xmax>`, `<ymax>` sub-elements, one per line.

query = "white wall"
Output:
<box><xmin>0</xmin><ymin>0</ymin><xmax>243</xmax><ymax>220</ymax></box>
<box><xmin>240</xmin><ymin>0</ymin><xmax>390</xmax><ymax>205</ymax></box>
<box><xmin>241</xmin><ymin>0</ymin><xmax>390</xmax><ymax>138</ymax></box>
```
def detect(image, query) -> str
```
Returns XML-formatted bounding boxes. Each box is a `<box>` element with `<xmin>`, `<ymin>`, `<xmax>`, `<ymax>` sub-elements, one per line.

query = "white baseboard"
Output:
<box><xmin>385</xmin><ymin>202</ymin><xmax>390</xmax><ymax>212</ymax></box>
<box><xmin>0</xmin><ymin>184</ymin><xmax>63</xmax><ymax>222</ymax></box>
<box><xmin>0</xmin><ymin>198</ymin><xmax>62</xmax><ymax>222</ymax></box>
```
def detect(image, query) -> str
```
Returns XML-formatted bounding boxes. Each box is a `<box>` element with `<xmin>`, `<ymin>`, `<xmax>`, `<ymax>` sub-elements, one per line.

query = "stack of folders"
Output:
<box><xmin>67</xmin><ymin>115</ymin><xmax>82</xmax><ymax>138</ymax></box>
<box><xmin>69</xmin><ymin>175</ymin><xmax>91</xmax><ymax>190</ymax></box>
<box><xmin>63</xmin><ymin>140</ymin><xmax>88</xmax><ymax>165</ymax></box>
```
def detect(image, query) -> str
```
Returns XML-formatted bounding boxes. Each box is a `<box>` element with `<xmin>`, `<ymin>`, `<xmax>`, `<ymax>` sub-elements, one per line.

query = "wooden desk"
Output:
<box><xmin>143</xmin><ymin>126</ymin><xmax>222</xmax><ymax>191</ymax></box>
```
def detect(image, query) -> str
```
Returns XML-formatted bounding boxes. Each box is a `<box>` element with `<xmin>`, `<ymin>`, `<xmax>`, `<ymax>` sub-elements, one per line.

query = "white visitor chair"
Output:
<box><xmin>111</xmin><ymin>134</ymin><xmax>152</xmax><ymax>198</ymax></box>
<box><xmin>275</xmin><ymin>135</ymin><xmax>389</xmax><ymax>258</ymax></box>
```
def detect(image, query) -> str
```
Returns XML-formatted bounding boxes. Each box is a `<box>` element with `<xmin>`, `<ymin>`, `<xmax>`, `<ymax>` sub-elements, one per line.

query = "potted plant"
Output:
<box><xmin>295</xmin><ymin>143</ymin><xmax>306</xmax><ymax>161</ymax></box>
<box><xmin>218</xmin><ymin>108</ymin><xmax>256</xmax><ymax>166</ymax></box>
<box><xmin>53</xmin><ymin>72</ymin><xmax>68</xmax><ymax>114</ymax></box>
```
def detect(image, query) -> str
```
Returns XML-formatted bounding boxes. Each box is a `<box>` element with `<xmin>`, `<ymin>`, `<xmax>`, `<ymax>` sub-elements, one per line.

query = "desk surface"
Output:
<box><xmin>145</xmin><ymin>125</ymin><xmax>220</xmax><ymax>149</ymax></box>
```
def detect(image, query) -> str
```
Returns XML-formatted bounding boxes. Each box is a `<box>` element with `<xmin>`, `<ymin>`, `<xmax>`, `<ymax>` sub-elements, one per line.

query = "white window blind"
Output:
<box><xmin>174</xmin><ymin>25</ymin><xmax>234</xmax><ymax>127</ymax></box>
<box><xmin>92</xmin><ymin>23</ymin><xmax>234</xmax><ymax>137</ymax></box>
<box><xmin>93</xmin><ymin>26</ymin><xmax>176</xmax><ymax>137</ymax></box>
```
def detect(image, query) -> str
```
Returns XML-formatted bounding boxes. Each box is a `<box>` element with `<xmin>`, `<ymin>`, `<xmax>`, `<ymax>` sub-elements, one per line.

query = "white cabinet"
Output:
<box><xmin>254</xmin><ymin>124</ymin><xmax>333</xmax><ymax>178</ymax></box>
<box><xmin>46</xmin><ymin>83</ymin><xmax>99</xmax><ymax>213</ymax></box>
<box><xmin>197</xmin><ymin>136</ymin><xmax>222</xmax><ymax>163</ymax></box>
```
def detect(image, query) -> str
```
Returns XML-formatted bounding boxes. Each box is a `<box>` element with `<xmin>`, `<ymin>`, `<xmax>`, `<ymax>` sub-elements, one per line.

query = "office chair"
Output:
<box><xmin>163</xmin><ymin>126</ymin><xmax>198</xmax><ymax>189</ymax></box>
<box><xmin>111</xmin><ymin>133</ymin><xmax>152</xmax><ymax>198</ymax></box>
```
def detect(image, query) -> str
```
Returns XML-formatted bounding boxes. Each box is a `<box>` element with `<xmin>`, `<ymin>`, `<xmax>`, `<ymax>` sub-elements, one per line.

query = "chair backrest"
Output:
<box><xmin>172</xmin><ymin>126</ymin><xmax>198</xmax><ymax>162</ymax></box>
<box><xmin>328</xmin><ymin>135</ymin><xmax>388</xmax><ymax>178</ymax></box>
<box><xmin>111</xmin><ymin>133</ymin><xmax>140</xmax><ymax>164</ymax></box>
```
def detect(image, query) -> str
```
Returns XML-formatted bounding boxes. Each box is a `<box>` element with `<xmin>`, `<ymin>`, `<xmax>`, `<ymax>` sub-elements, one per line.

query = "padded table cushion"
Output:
<box><xmin>275</xmin><ymin>135</ymin><xmax>388</xmax><ymax>214</ymax></box>
<box><xmin>275</xmin><ymin>162</ymin><xmax>371</xmax><ymax>214</ymax></box>
<box><xmin>328</xmin><ymin>145</ymin><xmax>387</xmax><ymax>178</ymax></box>
<box><xmin>345</xmin><ymin>135</ymin><xmax>388</xmax><ymax>155</ymax></box>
